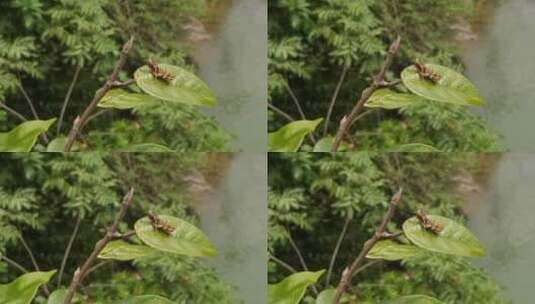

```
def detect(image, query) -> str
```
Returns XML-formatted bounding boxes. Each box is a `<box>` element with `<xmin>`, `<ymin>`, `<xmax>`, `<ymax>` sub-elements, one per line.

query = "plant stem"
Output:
<box><xmin>63</xmin><ymin>36</ymin><xmax>134</xmax><ymax>152</ymax></box>
<box><xmin>323</xmin><ymin>65</ymin><xmax>349</xmax><ymax>136</ymax></box>
<box><xmin>268</xmin><ymin>103</ymin><xmax>295</xmax><ymax>122</ymax></box>
<box><xmin>331</xmin><ymin>188</ymin><xmax>403</xmax><ymax>304</ymax></box>
<box><xmin>17</xmin><ymin>81</ymin><xmax>50</xmax><ymax>144</ymax></box>
<box><xmin>57</xmin><ymin>216</ymin><xmax>82</xmax><ymax>288</ymax></box>
<box><xmin>331</xmin><ymin>36</ymin><xmax>401</xmax><ymax>152</ymax></box>
<box><xmin>268</xmin><ymin>253</ymin><xmax>297</xmax><ymax>273</ymax></box>
<box><xmin>287</xmin><ymin>230</ymin><xmax>319</xmax><ymax>295</ymax></box>
<box><xmin>0</xmin><ymin>253</ymin><xmax>28</xmax><ymax>273</ymax></box>
<box><xmin>57</xmin><ymin>65</ymin><xmax>82</xmax><ymax>136</ymax></box>
<box><xmin>63</xmin><ymin>188</ymin><xmax>135</xmax><ymax>304</ymax></box>
<box><xmin>0</xmin><ymin>102</ymin><xmax>27</xmax><ymax>122</ymax></box>
<box><xmin>326</xmin><ymin>214</ymin><xmax>352</xmax><ymax>287</ymax></box>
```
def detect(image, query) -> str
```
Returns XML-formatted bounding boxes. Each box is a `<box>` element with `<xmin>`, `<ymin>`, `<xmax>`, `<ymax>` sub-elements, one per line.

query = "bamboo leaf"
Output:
<box><xmin>0</xmin><ymin>119</ymin><xmax>55</xmax><ymax>152</ymax></box>
<box><xmin>269</xmin><ymin>118</ymin><xmax>323</xmax><ymax>152</ymax></box>
<box><xmin>0</xmin><ymin>270</ymin><xmax>56</xmax><ymax>304</ymax></box>
<box><xmin>98</xmin><ymin>240</ymin><xmax>156</xmax><ymax>261</ymax></box>
<box><xmin>268</xmin><ymin>270</ymin><xmax>325</xmax><ymax>304</ymax></box>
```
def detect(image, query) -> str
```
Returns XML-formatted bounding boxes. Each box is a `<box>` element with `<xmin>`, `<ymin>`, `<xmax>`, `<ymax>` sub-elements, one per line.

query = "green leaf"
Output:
<box><xmin>315</xmin><ymin>288</ymin><xmax>350</xmax><ymax>304</ymax></box>
<box><xmin>115</xmin><ymin>295</ymin><xmax>174</xmax><ymax>304</ymax></box>
<box><xmin>268</xmin><ymin>270</ymin><xmax>325</xmax><ymax>304</ymax></box>
<box><xmin>366</xmin><ymin>240</ymin><xmax>423</xmax><ymax>261</ymax></box>
<box><xmin>365</xmin><ymin>89</ymin><xmax>426</xmax><ymax>109</ymax></box>
<box><xmin>401</xmin><ymin>63</ymin><xmax>483</xmax><ymax>106</ymax></box>
<box><xmin>134</xmin><ymin>64</ymin><xmax>216</xmax><ymax>107</ymax></box>
<box><xmin>387</xmin><ymin>295</ymin><xmax>445</xmax><ymax>303</ymax></box>
<box><xmin>98</xmin><ymin>89</ymin><xmax>160</xmax><ymax>109</ymax></box>
<box><xmin>0</xmin><ymin>270</ymin><xmax>56</xmax><ymax>304</ymax></box>
<box><xmin>313</xmin><ymin>136</ymin><xmax>348</xmax><ymax>152</ymax></box>
<box><xmin>402</xmin><ymin>215</ymin><xmax>485</xmax><ymax>257</ymax></box>
<box><xmin>134</xmin><ymin>215</ymin><xmax>217</xmax><ymax>257</ymax></box>
<box><xmin>98</xmin><ymin>240</ymin><xmax>156</xmax><ymax>261</ymax></box>
<box><xmin>387</xmin><ymin>143</ymin><xmax>441</xmax><ymax>152</ymax></box>
<box><xmin>47</xmin><ymin>289</ymin><xmax>67</xmax><ymax>304</ymax></box>
<box><xmin>269</xmin><ymin>118</ymin><xmax>323</xmax><ymax>152</ymax></box>
<box><xmin>0</xmin><ymin>118</ymin><xmax>55</xmax><ymax>152</ymax></box>
<box><xmin>121</xmin><ymin>143</ymin><xmax>174</xmax><ymax>152</ymax></box>
<box><xmin>47</xmin><ymin>288</ymin><xmax>82</xmax><ymax>304</ymax></box>
<box><xmin>46</xmin><ymin>136</ymin><xmax>80</xmax><ymax>152</ymax></box>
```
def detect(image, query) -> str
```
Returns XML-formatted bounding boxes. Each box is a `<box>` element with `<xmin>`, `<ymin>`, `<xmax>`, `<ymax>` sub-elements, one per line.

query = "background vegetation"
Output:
<box><xmin>0</xmin><ymin>0</ymin><xmax>230</xmax><ymax>151</ymax></box>
<box><xmin>268</xmin><ymin>0</ymin><xmax>501</xmax><ymax>151</ymax></box>
<box><xmin>0</xmin><ymin>153</ymin><xmax>238</xmax><ymax>303</ymax></box>
<box><xmin>268</xmin><ymin>153</ymin><xmax>508</xmax><ymax>303</ymax></box>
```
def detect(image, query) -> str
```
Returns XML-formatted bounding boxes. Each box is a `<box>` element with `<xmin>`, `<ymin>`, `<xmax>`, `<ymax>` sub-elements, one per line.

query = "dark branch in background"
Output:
<box><xmin>285</xmin><ymin>83</ymin><xmax>316</xmax><ymax>143</ymax></box>
<box><xmin>0</xmin><ymin>253</ymin><xmax>28</xmax><ymax>273</ymax></box>
<box><xmin>57</xmin><ymin>216</ymin><xmax>82</xmax><ymax>288</ymax></box>
<box><xmin>268</xmin><ymin>103</ymin><xmax>295</xmax><ymax>122</ymax></box>
<box><xmin>325</xmin><ymin>213</ymin><xmax>352</xmax><ymax>286</ymax></box>
<box><xmin>287</xmin><ymin>230</ymin><xmax>318</xmax><ymax>295</ymax></box>
<box><xmin>332</xmin><ymin>188</ymin><xmax>403</xmax><ymax>304</ymax></box>
<box><xmin>323</xmin><ymin>65</ymin><xmax>349</xmax><ymax>136</ymax></box>
<box><xmin>17</xmin><ymin>81</ymin><xmax>50</xmax><ymax>144</ymax></box>
<box><xmin>268</xmin><ymin>253</ymin><xmax>297</xmax><ymax>274</ymax></box>
<box><xmin>0</xmin><ymin>102</ymin><xmax>27</xmax><ymax>122</ymax></box>
<box><xmin>64</xmin><ymin>36</ymin><xmax>135</xmax><ymax>152</ymax></box>
<box><xmin>331</xmin><ymin>36</ymin><xmax>401</xmax><ymax>152</ymax></box>
<box><xmin>19</xmin><ymin>234</ymin><xmax>50</xmax><ymax>296</ymax></box>
<box><xmin>57</xmin><ymin>65</ymin><xmax>82</xmax><ymax>136</ymax></box>
<box><xmin>63</xmin><ymin>188</ymin><xmax>135</xmax><ymax>304</ymax></box>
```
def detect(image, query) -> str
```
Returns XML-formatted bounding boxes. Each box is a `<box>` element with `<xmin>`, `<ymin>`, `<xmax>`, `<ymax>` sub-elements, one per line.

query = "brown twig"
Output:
<box><xmin>287</xmin><ymin>230</ymin><xmax>318</xmax><ymax>295</ymax></box>
<box><xmin>64</xmin><ymin>36</ymin><xmax>134</xmax><ymax>151</ymax></box>
<box><xmin>331</xmin><ymin>36</ymin><xmax>401</xmax><ymax>152</ymax></box>
<box><xmin>331</xmin><ymin>188</ymin><xmax>403</xmax><ymax>304</ymax></box>
<box><xmin>63</xmin><ymin>188</ymin><xmax>135</xmax><ymax>304</ymax></box>
<box><xmin>17</xmin><ymin>81</ymin><xmax>50</xmax><ymax>144</ymax></box>
<box><xmin>111</xmin><ymin>79</ymin><xmax>135</xmax><ymax>88</ymax></box>
<box><xmin>323</xmin><ymin>65</ymin><xmax>349</xmax><ymax>136</ymax></box>
<box><xmin>57</xmin><ymin>65</ymin><xmax>82</xmax><ymax>136</ymax></box>
<box><xmin>285</xmin><ymin>83</ymin><xmax>316</xmax><ymax>143</ymax></box>
<box><xmin>57</xmin><ymin>216</ymin><xmax>82</xmax><ymax>288</ymax></box>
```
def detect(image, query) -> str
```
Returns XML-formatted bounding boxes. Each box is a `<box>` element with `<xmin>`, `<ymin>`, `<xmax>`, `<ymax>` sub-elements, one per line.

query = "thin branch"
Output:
<box><xmin>268</xmin><ymin>253</ymin><xmax>297</xmax><ymax>274</ymax></box>
<box><xmin>0</xmin><ymin>102</ymin><xmax>27</xmax><ymax>122</ymax></box>
<box><xmin>285</xmin><ymin>83</ymin><xmax>317</xmax><ymax>143</ymax></box>
<box><xmin>287</xmin><ymin>230</ymin><xmax>319</xmax><ymax>295</ymax></box>
<box><xmin>0</xmin><ymin>253</ymin><xmax>28</xmax><ymax>273</ymax></box>
<box><xmin>17</xmin><ymin>81</ymin><xmax>40</xmax><ymax>122</ymax></box>
<box><xmin>82</xmin><ymin>260</ymin><xmax>112</xmax><ymax>280</ymax></box>
<box><xmin>19</xmin><ymin>234</ymin><xmax>50</xmax><ymax>296</ymax></box>
<box><xmin>326</xmin><ymin>214</ymin><xmax>352</xmax><ymax>286</ymax></box>
<box><xmin>57</xmin><ymin>65</ymin><xmax>82</xmax><ymax>136</ymax></box>
<box><xmin>63</xmin><ymin>188</ymin><xmax>135</xmax><ymax>304</ymax></box>
<box><xmin>331</xmin><ymin>36</ymin><xmax>401</xmax><ymax>152</ymax></box>
<box><xmin>111</xmin><ymin>79</ymin><xmax>135</xmax><ymax>88</ymax></box>
<box><xmin>323</xmin><ymin>65</ymin><xmax>349</xmax><ymax>136</ymax></box>
<box><xmin>352</xmin><ymin>260</ymin><xmax>381</xmax><ymax>277</ymax></box>
<box><xmin>64</xmin><ymin>36</ymin><xmax>135</xmax><ymax>152</ymax></box>
<box><xmin>58</xmin><ymin>216</ymin><xmax>82</xmax><ymax>288</ymax></box>
<box><xmin>285</xmin><ymin>83</ymin><xmax>307</xmax><ymax>121</ymax></box>
<box><xmin>332</xmin><ymin>188</ymin><xmax>403</xmax><ymax>304</ymax></box>
<box><xmin>17</xmin><ymin>81</ymin><xmax>50</xmax><ymax>144</ymax></box>
<box><xmin>287</xmin><ymin>230</ymin><xmax>309</xmax><ymax>272</ymax></box>
<box><xmin>268</xmin><ymin>103</ymin><xmax>295</xmax><ymax>122</ymax></box>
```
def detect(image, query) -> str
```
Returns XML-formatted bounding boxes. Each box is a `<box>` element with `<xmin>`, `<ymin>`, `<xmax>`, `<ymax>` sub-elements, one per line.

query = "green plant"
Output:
<box><xmin>268</xmin><ymin>153</ymin><xmax>507</xmax><ymax>304</ymax></box>
<box><xmin>268</xmin><ymin>0</ymin><xmax>500</xmax><ymax>152</ymax></box>
<box><xmin>0</xmin><ymin>153</ymin><xmax>237</xmax><ymax>303</ymax></box>
<box><xmin>0</xmin><ymin>0</ymin><xmax>230</xmax><ymax>152</ymax></box>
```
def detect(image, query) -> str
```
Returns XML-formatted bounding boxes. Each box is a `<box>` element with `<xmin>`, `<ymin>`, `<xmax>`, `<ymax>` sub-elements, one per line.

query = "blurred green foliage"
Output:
<box><xmin>268</xmin><ymin>0</ymin><xmax>501</xmax><ymax>151</ymax></box>
<box><xmin>0</xmin><ymin>153</ymin><xmax>237</xmax><ymax>303</ymax></box>
<box><xmin>0</xmin><ymin>0</ymin><xmax>230</xmax><ymax>151</ymax></box>
<box><xmin>268</xmin><ymin>153</ymin><xmax>508</xmax><ymax>303</ymax></box>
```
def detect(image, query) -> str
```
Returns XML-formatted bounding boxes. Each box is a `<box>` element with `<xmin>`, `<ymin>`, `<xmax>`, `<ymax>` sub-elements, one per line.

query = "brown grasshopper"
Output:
<box><xmin>147</xmin><ymin>211</ymin><xmax>176</xmax><ymax>235</ymax></box>
<box><xmin>414</xmin><ymin>60</ymin><xmax>441</xmax><ymax>84</ymax></box>
<box><xmin>148</xmin><ymin>57</ymin><xmax>175</xmax><ymax>83</ymax></box>
<box><xmin>416</xmin><ymin>210</ymin><xmax>443</xmax><ymax>234</ymax></box>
